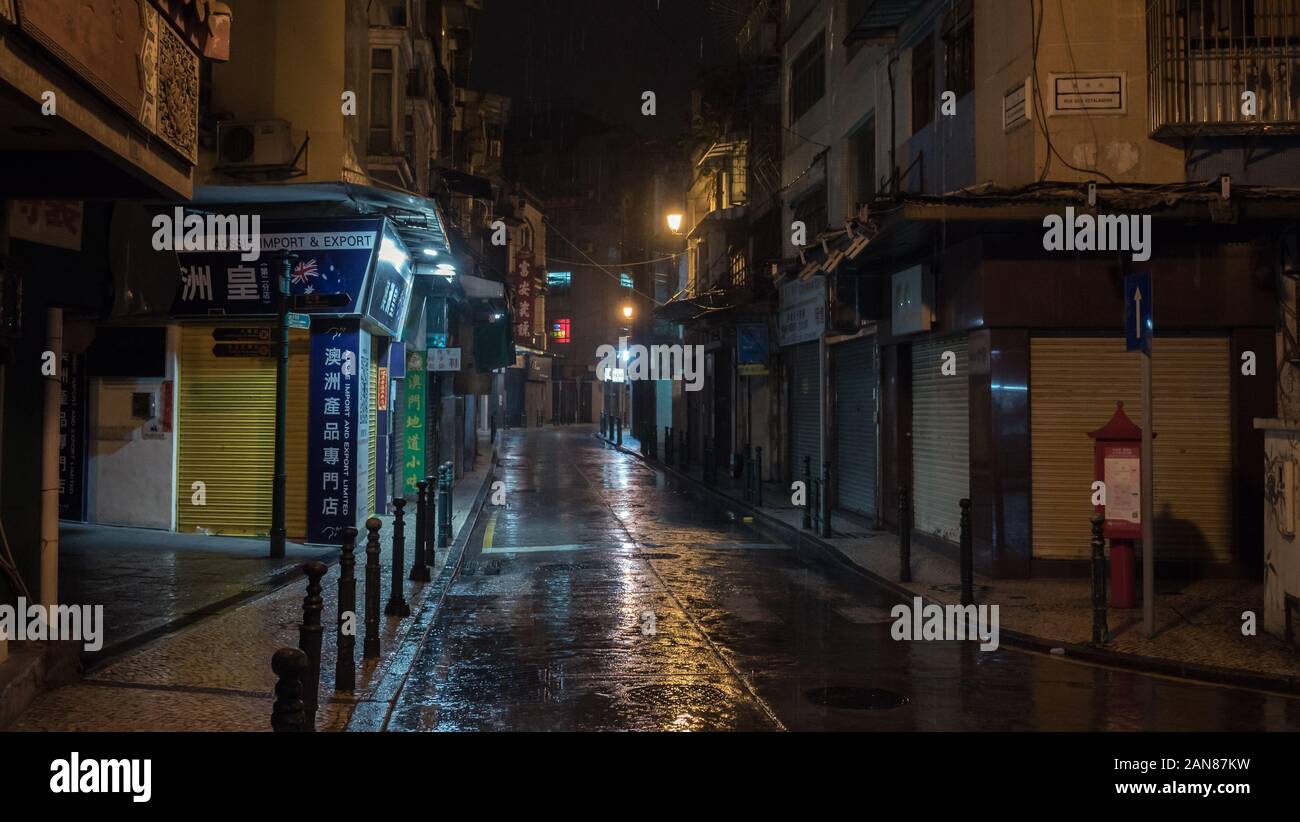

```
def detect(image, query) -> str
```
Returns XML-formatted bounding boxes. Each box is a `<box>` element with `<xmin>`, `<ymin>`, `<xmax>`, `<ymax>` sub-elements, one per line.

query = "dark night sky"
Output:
<box><xmin>472</xmin><ymin>0</ymin><xmax>739</xmax><ymax>136</ymax></box>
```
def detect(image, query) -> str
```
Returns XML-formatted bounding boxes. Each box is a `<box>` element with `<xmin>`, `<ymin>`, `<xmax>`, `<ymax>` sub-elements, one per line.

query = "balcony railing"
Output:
<box><xmin>1148</xmin><ymin>0</ymin><xmax>1300</xmax><ymax>136</ymax></box>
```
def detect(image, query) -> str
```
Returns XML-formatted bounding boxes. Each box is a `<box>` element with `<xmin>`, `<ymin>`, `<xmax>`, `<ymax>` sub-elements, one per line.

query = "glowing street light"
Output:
<box><xmin>666</xmin><ymin>213</ymin><xmax>684</xmax><ymax>234</ymax></box>
<box><xmin>622</xmin><ymin>304</ymin><xmax>634</xmax><ymax>319</ymax></box>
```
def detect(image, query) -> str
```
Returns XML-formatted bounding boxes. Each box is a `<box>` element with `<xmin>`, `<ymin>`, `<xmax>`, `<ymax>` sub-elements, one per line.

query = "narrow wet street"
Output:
<box><xmin>386</xmin><ymin>428</ymin><xmax>1300</xmax><ymax>731</ymax></box>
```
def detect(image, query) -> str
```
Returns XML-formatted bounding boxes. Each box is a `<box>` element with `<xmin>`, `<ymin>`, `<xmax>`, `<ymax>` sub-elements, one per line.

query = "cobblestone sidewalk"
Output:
<box><xmin>10</xmin><ymin>441</ymin><xmax>496</xmax><ymax>732</ymax></box>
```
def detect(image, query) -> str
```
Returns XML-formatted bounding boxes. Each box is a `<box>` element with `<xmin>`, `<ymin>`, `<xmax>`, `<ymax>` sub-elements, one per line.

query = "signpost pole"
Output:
<box><xmin>271</xmin><ymin>251</ymin><xmax>297</xmax><ymax>559</ymax></box>
<box><xmin>1141</xmin><ymin>349</ymin><xmax>1155</xmax><ymax>638</ymax></box>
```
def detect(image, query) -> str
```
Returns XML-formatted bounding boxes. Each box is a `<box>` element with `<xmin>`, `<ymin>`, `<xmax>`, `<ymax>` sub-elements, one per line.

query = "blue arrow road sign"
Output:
<box><xmin>1125</xmin><ymin>271</ymin><xmax>1152</xmax><ymax>355</ymax></box>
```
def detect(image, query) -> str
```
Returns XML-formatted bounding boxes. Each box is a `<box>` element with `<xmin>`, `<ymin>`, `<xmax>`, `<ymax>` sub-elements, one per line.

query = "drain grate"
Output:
<box><xmin>628</xmin><ymin>683</ymin><xmax>727</xmax><ymax>707</ymax></box>
<box><xmin>804</xmin><ymin>686</ymin><xmax>909</xmax><ymax>710</ymax></box>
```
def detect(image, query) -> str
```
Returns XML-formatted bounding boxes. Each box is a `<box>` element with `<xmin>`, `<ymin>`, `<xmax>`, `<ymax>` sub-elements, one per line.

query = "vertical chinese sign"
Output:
<box><xmin>510</xmin><ymin>251</ymin><xmax>540</xmax><ymax>346</ymax></box>
<box><xmin>308</xmin><ymin>321</ymin><xmax>361</xmax><ymax>544</ymax></box>
<box><xmin>403</xmin><ymin>350</ymin><xmax>427</xmax><ymax>498</ymax></box>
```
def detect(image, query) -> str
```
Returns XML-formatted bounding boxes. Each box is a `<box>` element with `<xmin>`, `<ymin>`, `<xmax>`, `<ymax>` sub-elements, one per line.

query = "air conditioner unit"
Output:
<box><xmin>216</xmin><ymin>119</ymin><xmax>295</xmax><ymax>168</ymax></box>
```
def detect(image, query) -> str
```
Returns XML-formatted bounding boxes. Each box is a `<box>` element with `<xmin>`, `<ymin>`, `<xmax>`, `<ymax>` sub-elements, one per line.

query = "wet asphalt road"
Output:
<box><xmin>386</xmin><ymin>427</ymin><xmax>1300</xmax><ymax>731</ymax></box>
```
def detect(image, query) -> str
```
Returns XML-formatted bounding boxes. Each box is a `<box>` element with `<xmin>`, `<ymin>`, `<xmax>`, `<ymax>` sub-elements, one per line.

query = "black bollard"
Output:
<box><xmin>297</xmin><ymin>560</ymin><xmax>328</xmax><ymax>730</ymax></box>
<box><xmin>821</xmin><ymin>461</ymin><xmax>833</xmax><ymax>538</ymax></box>
<box><xmin>802</xmin><ymin>457</ymin><xmax>812</xmax><ymax>530</ymax></box>
<box><xmin>363</xmin><ymin>516</ymin><xmax>382</xmax><ymax>659</ymax></box>
<box><xmin>1091</xmin><ymin>513</ymin><xmax>1109</xmax><ymax>645</ymax></box>
<box><xmin>438</xmin><ymin>462</ymin><xmax>454</xmax><ymax>550</ymax></box>
<box><xmin>386</xmin><ymin>499</ymin><xmax>410</xmax><ymax>617</ymax></box>
<box><xmin>960</xmin><ymin>498</ymin><xmax>973</xmax><ymax>606</ymax></box>
<box><xmin>335</xmin><ymin>526</ymin><xmax>358</xmax><ymax>692</ymax></box>
<box><xmin>271</xmin><ymin>647</ymin><xmax>309</xmax><ymax>732</ymax></box>
<box><xmin>425</xmin><ymin>473</ymin><xmax>437</xmax><ymax>563</ymax></box>
<box><xmin>899</xmin><ymin>485</ymin><xmax>912</xmax><ymax>583</ymax></box>
<box><xmin>409</xmin><ymin>480</ymin><xmax>430</xmax><ymax>581</ymax></box>
<box><xmin>754</xmin><ymin>446</ymin><xmax>763</xmax><ymax>507</ymax></box>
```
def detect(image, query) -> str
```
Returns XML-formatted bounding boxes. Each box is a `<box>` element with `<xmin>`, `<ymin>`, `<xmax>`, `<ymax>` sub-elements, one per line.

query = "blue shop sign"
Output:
<box><xmin>307</xmin><ymin>319</ymin><xmax>363</xmax><ymax>544</ymax></box>
<box><xmin>738</xmin><ymin>323</ymin><xmax>769</xmax><ymax>365</ymax></box>
<box><xmin>172</xmin><ymin>217</ymin><xmax>412</xmax><ymax>336</ymax></box>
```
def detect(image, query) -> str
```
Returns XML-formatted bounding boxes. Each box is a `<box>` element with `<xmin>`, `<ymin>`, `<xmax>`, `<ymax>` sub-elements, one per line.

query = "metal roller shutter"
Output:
<box><xmin>911</xmin><ymin>335</ymin><xmax>969</xmax><ymax>542</ymax></box>
<box><xmin>1030</xmin><ymin>337</ymin><xmax>1232</xmax><ymax>561</ymax></box>
<box><xmin>368</xmin><ymin>356</ymin><xmax>378</xmax><ymax>517</ymax></box>
<box><xmin>789</xmin><ymin>341</ymin><xmax>821</xmax><ymax>481</ymax></box>
<box><xmin>177</xmin><ymin>324</ymin><xmax>275</xmax><ymax>536</ymax></box>
<box><xmin>833</xmin><ymin>336</ymin><xmax>876</xmax><ymax>518</ymax></box>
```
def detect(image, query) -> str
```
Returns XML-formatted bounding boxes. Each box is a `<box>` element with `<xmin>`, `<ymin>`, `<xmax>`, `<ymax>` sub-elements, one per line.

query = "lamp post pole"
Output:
<box><xmin>271</xmin><ymin>250</ymin><xmax>297</xmax><ymax>559</ymax></box>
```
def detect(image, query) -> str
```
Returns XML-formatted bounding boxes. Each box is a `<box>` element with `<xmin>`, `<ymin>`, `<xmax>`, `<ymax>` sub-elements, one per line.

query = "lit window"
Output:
<box><xmin>620</xmin><ymin>272</ymin><xmax>633</xmax><ymax>289</ymax></box>
<box><xmin>551</xmin><ymin>318</ymin><xmax>571</xmax><ymax>343</ymax></box>
<box><xmin>547</xmin><ymin>271</ymin><xmax>571</xmax><ymax>291</ymax></box>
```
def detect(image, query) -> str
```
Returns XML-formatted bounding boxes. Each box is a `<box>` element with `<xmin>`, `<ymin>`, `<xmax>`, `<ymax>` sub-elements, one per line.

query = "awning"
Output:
<box><xmin>190</xmin><ymin>182</ymin><xmax>452</xmax><ymax>258</ymax></box>
<box><xmin>458</xmin><ymin>274</ymin><xmax>505</xmax><ymax>300</ymax></box>
<box><xmin>438</xmin><ymin>169</ymin><xmax>494</xmax><ymax>201</ymax></box>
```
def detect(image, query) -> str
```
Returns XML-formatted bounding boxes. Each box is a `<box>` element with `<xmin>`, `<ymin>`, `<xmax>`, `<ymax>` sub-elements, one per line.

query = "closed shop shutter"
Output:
<box><xmin>368</xmin><ymin>356</ymin><xmax>378</xmax><ymax>517</ymax></box>
<box><xmin>1030</xmin><ymin>337</ymin><xmax>1232</xmax><ymax>561</ymax></box>
<box><xmin>911</xmin><ymin>335</ymin><xmax>969</xmax><ymax>542</ymax></box>
<box><xmin>833</xmin><ymin>336</ymin><xmax>876</xmax><ymax>518</ymax></box>
<box><xmin>789</xmin><ymin>340</ymin><xmax>821</xmax><ymax>481</ymax></box>
<box><xmin>177</xmin><ymin>324</ymin><xmax>275</xmax><ymax>536</ymax></box>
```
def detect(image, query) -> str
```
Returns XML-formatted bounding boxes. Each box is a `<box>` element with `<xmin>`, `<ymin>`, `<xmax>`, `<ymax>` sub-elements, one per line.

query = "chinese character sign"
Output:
<box><xmin>9</xmin><ymin>200</ymin><xmax>83</xmax><ymax>251</ymax></box>
<box><xmin>509</xmin><ymin>251</ymin><xmax>541</xmax><ymax>346</ymax></box>
<box><xmin>402</xmin><ymin>351</ymin><xmax>427</xmax><ymax>497</ymax></box>
<box><xmin>308</xmin><ymin>321</ymin><xmax>362</xmax><ymax>543</ymax></box>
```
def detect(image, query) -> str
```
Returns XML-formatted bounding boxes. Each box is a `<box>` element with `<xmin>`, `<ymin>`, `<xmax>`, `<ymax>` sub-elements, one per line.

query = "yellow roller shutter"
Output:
<box><xmin>368</xmin><ymin>356</ymin><xmax>378</xmax><ymax>517</ymax></box>
<box><xmin>177</xmin><ymin>324</ymin><xmax>275</xmax><ymax>536</ymax></box>
<box><xmin>1030</xmin><ymin>337</ymin><xmax>1232</xmax><ymax>561</ymax></box>
<box><xmin>911</xmin><ymin>335</ymin><xmax>969</xmax><ymax>542</ymax></box>
<box><xmin>286</xmin><ymin>332</ymin><xmax>310</xmax><ymax>540</ymax></box>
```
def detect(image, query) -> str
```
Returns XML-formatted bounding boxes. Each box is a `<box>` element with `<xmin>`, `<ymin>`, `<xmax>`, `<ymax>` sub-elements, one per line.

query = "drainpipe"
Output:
<box><xmin>41</xmin><ymin>307</ymin><xmax>62</xmax><ymax>612</ymax></box>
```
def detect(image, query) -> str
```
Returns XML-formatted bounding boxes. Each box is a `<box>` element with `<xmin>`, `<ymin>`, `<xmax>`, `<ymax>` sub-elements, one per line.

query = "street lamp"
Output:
<box><xmin>622</xmin><ymin>304</ymin><xmax>634</xmax><ymax>319</ymax></box>
<box><xmin>666</xmin><ymin>213</ymin><xmax>684</xmax><ymax>234</ymax></box>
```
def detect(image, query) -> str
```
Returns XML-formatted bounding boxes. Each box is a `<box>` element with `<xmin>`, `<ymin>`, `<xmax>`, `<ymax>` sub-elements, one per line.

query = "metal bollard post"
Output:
<box><xmin>959</xmin><ymin>498</ymin><xmax>973</xmax><ymax>606</ymax></box>
<box><xmin>408</xmin><ymin>480</ymin><xmax>430</xmax><ymax>582</ymax></box>
<box><xmin>438</xmin><ymin>462</ymin><xmax>453</xmax><ymax>551</ymax></box>
<box><xmin>754</xmin><ymin>446</ymin><xmax>763</xmax><ymax>507</ymax></box>
<box><xmin>899</xmin><ymin>485</ymin><xmax>912</xmax><ymax>583</ymax></box>
<box><xmin>802</xmin><ymin>457</ymin><xmax>812</xmax><ymax>530</ymax></box>
<box><xmin>431</xmin><ymin>476</ymin><xmax>441</xmax><ymax>564</ymax></box>
<box><xmin>363</xmin><ymin>517</ymin><xmax>382</xmax><ymax>659</ymax></box>
<box><xmin>1091</xmin><ymin>513</ymin><xmax>1109</xmax><ymax>645</ymax></box>
<box><xmin>297</xmin><ymin>560</ymin><xmax>327</xmax><ymax>730</ymax></box>
<box><xmin>271</xmin><ymin>647</ymin><xmax>309</xmax><ymax>732</ymax></box>
<box><xmin>616</xmin><ymin>416</ymin><xmax>623</xmax><ymax>446</ymax></box>
<box><xmin>821</xmin><ymin>461</ymin><xmax>833</xmax><ymax>538</ymax></box>
<box><xmin>385</xmin><ymin>498</ymin><xmax>410</xmax><ymax>617</ymax></box>
<box><xmin>335</xmin><ymin>526</ymin><xmax>358</xmax><ymax>692</ymax></box>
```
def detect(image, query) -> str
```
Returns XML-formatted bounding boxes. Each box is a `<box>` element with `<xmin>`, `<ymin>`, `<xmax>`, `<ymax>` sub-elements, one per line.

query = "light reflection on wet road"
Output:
<box><xmin>386</xmin><ymin>428</ymin><xmax>1300</xmax><ymax>731</ymax></box>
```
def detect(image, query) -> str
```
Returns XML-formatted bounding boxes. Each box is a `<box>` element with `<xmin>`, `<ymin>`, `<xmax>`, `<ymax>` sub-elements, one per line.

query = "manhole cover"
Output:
<box><xmin>804</xmin><ymin>687</ymin><xmax>909</xmax><ymax>710</ymax></box>
<box><xmin>628</xmin><ymin>683</ymin><xmax>727</xmax><ymax>707</ymax></box>
<box><xmin>641</xmin><ymin>552</ymin><xmax>679</xmax><ymax>560</ymax></box>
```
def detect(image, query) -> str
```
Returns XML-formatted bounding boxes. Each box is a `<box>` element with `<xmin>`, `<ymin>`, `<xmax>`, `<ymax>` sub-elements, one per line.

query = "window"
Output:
<box><xmin>551</xmin><ymin>318</ymin><xmax>571</xmax><ymax>343</ymax></box>
<box><xmin>547</xmin><ymin>271</ymin><xmax>571</xmax><ymax>293</ymax></box>
<box><xmin>911</xmin><ymin>35</ymin><xmax>935</xmax><ymax>133</ymax></box>
<box><xmin>851</xmin><ymin>117</ymin><xmax>876</xmax><ymax>208</ymax></box>
<box><xmin>729</xmin><ymin>248</ymin><xmax>747</xmax><ymax>288</ymax></box>
<box><xmin>792</xmin><ymin>183</ymin><xmax>828</xmax><ymax>243</ymax></box>
<box><xmin>619</xmin><ymin>272</ymin><xmax>633</xmax><ymax>289</ymax></box>
<box><xmin>369</xmin><ymin>48</ymin><xmax>396</xmax><ymax>154</ymax></box>
<box><xmin>790</xmin><ymin>33</ymin><xmax>825</xmax><ymax>123</ymax></box>
<box><xmin>944</xmin><ymin>5</ymin><xmax>975</xmax><ymax>101</ymax></box>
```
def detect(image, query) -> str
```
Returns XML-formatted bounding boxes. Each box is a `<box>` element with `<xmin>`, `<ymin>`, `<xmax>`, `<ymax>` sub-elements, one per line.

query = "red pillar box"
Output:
<box><xmin>1087</xmin><ymin>402</ymin><xmax>1152</xmax><ymax>609</ymax></box>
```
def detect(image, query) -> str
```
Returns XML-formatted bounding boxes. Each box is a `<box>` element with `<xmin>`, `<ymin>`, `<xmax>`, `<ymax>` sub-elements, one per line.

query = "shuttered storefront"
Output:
<box><xmin>910</xmin><ymin>335</ymin><xmax>969</xmax><ymax>542</ymax></box>
<box><xmin>368</xmin><ymin>355</ymin><xmax>378</xmax><ymax>517</ymax></box>
<box><xmin>832</xmin><ymin>336</ymin><xmax>876</xmax><ymax>518</ymax></box>
<box><xmin>177</xmin><ymin>325</ymin><xmax>309</xmax><ymax>538</ymax></box>
<box><xmin>1030</xmin><ymin>336</ymin><xmax>1232</xmax><ymax>562</ymax></box>
<box><xmin>789</xmin><ymin>341</ymin><xmax>821</xmax><ymax>481</ymax></box>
